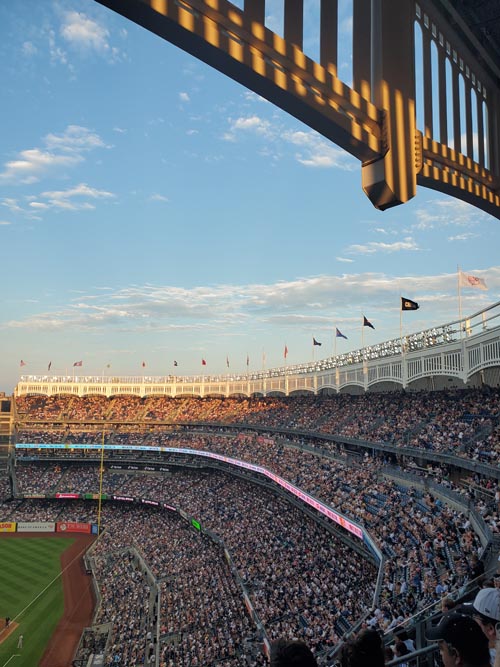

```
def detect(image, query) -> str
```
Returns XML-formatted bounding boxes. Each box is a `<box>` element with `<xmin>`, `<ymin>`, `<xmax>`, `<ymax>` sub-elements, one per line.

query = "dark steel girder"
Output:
<box><xmin>96</xmin><ymin>0</ymin><xmax>383</xmax><ymax>164</ymax></box>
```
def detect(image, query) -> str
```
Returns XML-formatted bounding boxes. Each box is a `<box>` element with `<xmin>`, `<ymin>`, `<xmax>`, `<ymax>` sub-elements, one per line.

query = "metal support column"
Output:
<box><xmin>362</xmin><ymin>0</ymin><xmax>418</xmax><ymax>210</ymax></box>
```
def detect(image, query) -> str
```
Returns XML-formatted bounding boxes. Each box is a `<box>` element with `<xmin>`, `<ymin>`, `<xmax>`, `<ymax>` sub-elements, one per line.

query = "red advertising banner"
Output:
<box><xmin>55</xmin><ymin>493</ymin><xmax>79</xmax><ymax>499</ymax></box>
<box><xmin>56</xmin><ymin>522</ymin><xmax>91</xmax><ymax>534</ymax></box>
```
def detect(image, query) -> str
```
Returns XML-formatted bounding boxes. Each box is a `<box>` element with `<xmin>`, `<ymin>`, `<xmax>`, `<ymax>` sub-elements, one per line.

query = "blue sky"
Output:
<box><xmin>0</xmin><ymin>0</ymin><xmax>498</xmax><ymax>392</ymax></box>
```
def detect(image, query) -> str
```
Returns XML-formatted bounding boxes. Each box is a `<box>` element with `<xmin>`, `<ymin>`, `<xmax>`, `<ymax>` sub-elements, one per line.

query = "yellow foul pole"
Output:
<box><xmin>97</xmin><ymin>427</ymin><xmax>105</xmax><ymax>535</ymax></box>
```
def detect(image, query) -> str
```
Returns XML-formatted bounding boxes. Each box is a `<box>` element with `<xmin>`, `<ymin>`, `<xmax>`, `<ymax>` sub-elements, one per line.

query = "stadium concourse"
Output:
<box><xmin>2</xmin><ymin>389</ymin><xmax>500</xmax><ymax>665</ymax></box>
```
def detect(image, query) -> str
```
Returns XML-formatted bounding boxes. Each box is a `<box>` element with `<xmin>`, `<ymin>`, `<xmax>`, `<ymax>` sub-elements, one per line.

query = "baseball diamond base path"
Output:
<box><xmin>0</xmin><ymin>533</ymin><xmax>96</xmax><ymax>667</ymax></box>
<box><xmin>40</xmin><ymin>533</ymin><xmax>96</xmax><ymax>667</ymax></box>
<box><xmin>0</xmin><ymin>621</ymin><xmax>20</xmax><ymax>643</ymax></box>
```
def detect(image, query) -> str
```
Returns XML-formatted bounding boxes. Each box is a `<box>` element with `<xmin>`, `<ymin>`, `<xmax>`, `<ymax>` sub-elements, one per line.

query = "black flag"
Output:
<box><xmin>401</xmin><ymin>297</ymin><xmax>419</xmax><ymax>311</ymax></box>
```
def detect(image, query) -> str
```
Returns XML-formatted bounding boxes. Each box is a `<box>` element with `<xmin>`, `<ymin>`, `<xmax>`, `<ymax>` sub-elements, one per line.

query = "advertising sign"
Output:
<box><xmin>56</xmin><ymin>522</ymin><xmax>91</xmax><ymax>534</ymax></box>
<box><xmin>0</xmin><ymin>522</ymin><xmax>16</xmax><ymax>533</ymax></box>
<box><xmin>17</xmin><ymin>522</ymin><xmax>55</xmax><ymax>532</ymax></box>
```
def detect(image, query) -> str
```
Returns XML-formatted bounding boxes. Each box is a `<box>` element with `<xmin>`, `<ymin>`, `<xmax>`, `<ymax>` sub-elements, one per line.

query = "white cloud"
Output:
<box><xmin>179</xmin><ymin>92</ymin><xmax>190</xmax><ymax>103</ymax></box>
<box><xmin>0</xmin><ymin>149</ymin><xmax>82</xmax><ymax>184</ymax></box>
<box><xmin>6</xmin><ymin>268</ymin><xmax>498</xmax><ymax>333</ymax></box>
<box><xmin>22</xmin><ymin>41</ymin><xmax>37</xmax><ymax>57</ymax></box>
<box><xmin>0</xmin><ymin>221</ymin><xmax>11</xmax><ymax>226</ymax></box>
<box><xmin>225</xmin><ymin>115</ymin><xmax>356</xmax><ymax>170</ymax></box>
<box><xmin>150</xmin><ymin>194</ymin><xmax>169</xmax><ymax>202</ymax></box>
<box><xmin>448</xmin><ymin>233</ymin><xmax>477</xmax><ymax>241</ymax></box>
<box><xmin>242</xmin><ymin>91</ymin><xmax>268</xmax><ymax>104</ymax></box>
<box><xmin>412</xmin><ymin>198</ymin><xmax>488</xmax><ymax>230</ymax></box>
<box><xmin>60</xmin><ymin>11</ymin><xmax>110</xmax><ymax>52</ymax></box>
<box><xmin>0</xmin><ymin>126</ymin><xmax>106</xmax><ymax>185</ymax></box>
<box><xmin>336</xmin><ymin>257</ymin><xmax>354</xmax><ymax>263</ymax></box>
<box><xmin>284</xmin><ymin>130</ymin><xmax>356</xmax><ymax>169</ymax></box>
<box><xmin>346</xmin><ymin>237</ymin><xmax>419</xmax><ymax>255</ymax></box>
<box><xmin>44</xmin><ymin>125</ymin><xmax>106</xmax><ymax>153</ymax></box>
<box><xmin>37</xmin><ymin>183</ymin><xmax>115</xmax><ymax>211</ymax></box>
<box><xmin>2</xmin><ymin>198</ymin><xmax>25</xmax><ymax>214</ymax></box>
<box><xmin>232</xmin><ymin>115</ymin><xmax>271</xmax><ymax>134</ymax></box>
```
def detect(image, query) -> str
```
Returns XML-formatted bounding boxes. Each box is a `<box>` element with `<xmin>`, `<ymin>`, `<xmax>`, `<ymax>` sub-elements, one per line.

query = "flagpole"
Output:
<box><xmin>97</xmin><ymin>427</ymin><xmax>105</xmax><ymax>535</ymax></box>
<box><xmin>361</xmin><ymin>315</ymin><xmax>365</xmax><ymax>350</ymax></box>
<box><xmin>400</xmin><ymin>296</ymin><xmax>403</xmax><ymax>353</ymax></box>
<box><xmin>457</xmin><ymin>265</ymin><xmax>463</xmax><ymax>339</ymax></box>
<box><xmin>334</xmin><ymin>328</ymin><xmax>337</xmax><ymax>357</ymax></box>
<box><xmin>284</xmin><ymin>344</ymin><xmax>288</xmax><ymax>396</ymax></box>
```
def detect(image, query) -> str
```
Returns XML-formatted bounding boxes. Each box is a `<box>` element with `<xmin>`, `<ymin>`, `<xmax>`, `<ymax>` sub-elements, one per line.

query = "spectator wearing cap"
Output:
<box><xmin>472</xmin><ymin>588</ymin><xmax>500</xmax><ymax>662</ymax></box>
<box><xmin>427</xmin><ymin>612</ymin><xmax>490</xmax><ymax>667</ymax></box>
<box><xmin>270</xmin><ymin>639</ymin><xmax>317</xmax><ymax>667</ymax></box>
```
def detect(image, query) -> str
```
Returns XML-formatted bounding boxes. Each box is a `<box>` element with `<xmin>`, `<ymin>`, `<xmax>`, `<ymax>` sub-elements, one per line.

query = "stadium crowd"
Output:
<box><xmin>14</xmin><ymin>387</ymin><xmax>500</xmax><ymax>462</ymax></box>
<box><xmin>13</xmin><ymin>449</ymin><xmax>488</xmax><ymax>628</ymax></box>
<box><xmin>7</xmin><ymin>388</ymin><xmax>500</xmax><ymax>664</ymax></box>
<box><xmin>1</xmin><ymin>470</ymin><xmax>377</xmax><ymax>665</ymax></box>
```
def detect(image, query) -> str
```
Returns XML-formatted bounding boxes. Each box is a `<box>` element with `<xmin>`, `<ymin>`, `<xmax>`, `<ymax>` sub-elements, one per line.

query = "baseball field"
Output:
<box><xmin>0</xmin><ymin>534</ymin><xmax>95</xmax><ymax>667</ymax></box>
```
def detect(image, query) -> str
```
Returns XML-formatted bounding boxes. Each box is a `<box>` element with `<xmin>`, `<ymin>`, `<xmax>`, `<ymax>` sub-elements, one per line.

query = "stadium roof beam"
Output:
<box><xmin>96</xmin><ymin>0</ymin><xmax>500</xmax><ymax>218</ymax></box>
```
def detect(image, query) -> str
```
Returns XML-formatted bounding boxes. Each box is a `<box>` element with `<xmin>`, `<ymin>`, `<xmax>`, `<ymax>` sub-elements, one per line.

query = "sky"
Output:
<box><xmin>0</xmin><ymin>0</ymin><xmax>498</xmax><ymax>393</ymax></box>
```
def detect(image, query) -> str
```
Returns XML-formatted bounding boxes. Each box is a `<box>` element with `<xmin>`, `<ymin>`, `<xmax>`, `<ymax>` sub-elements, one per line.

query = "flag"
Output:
<box><xmin>174</xmin><ymin>360</ymin><xmax>178</xmax><ymax>367</ymax></box>
<box><xmin>48</xmin><ymin>361</ymin><xmax>52</xmax><ymax>371</ymax></box>
<box><xmin>284</xmin><ymin>345</ymin><xmax>288</xmax><ymax>359</ymax></box>
<box><xmin>401</xmin><ymin>297</ymin><xmax>419</xmax><ymax>311</ymax></box>
<box><xmin>202</xmin><ymin>358</ymin><xmax>207</xmax><ymax>366</ymax></box>
<box><xmin>363</xmin><ymin>316</ymin><xmax>375</xmax><ymax>329</ymax></box>
<box><xmin>246</xmin><ymin>354</ymin><xmax>249</xmax><ymax>367</ymax></box>
<box><xmin>106</xmin><ymin>364</ymin><xmax>111</xmax><ymax>368</ymax></box>
<box><xmin>313</xmin><ymin>337</ymin><xmax>322</xmax><ymax>346</ymax></box>
<box><xmin>142</xmin><ymin>361</ymin><xmax>146</xmax><ymax>368</ymax></box>
<box><xmin>336</xmin><ymin>328</ymin><xmax>348</xmax><ymax>340</ymax></box>
<box><xmin>226</xmin><ymin>356</ymin><xmax>230</xmax><ymax>368</ymax></box>
<box><xmin>20</xmin><ymin>360</ymin><xmax>26</xmax><ymax>367</ymax></box>
<box><xmin>73</xmin><ymin>360</ymin><xmax>83</xmax><ymax>367</ymax></box>
<box><xmin>459</xmin><ymin>271</ymin><xmax>487</xmax><ymax>290</ymax></box>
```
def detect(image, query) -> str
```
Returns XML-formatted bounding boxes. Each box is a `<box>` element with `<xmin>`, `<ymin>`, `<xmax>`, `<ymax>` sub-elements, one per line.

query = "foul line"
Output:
<box><xmin>10</xmin><ymin>539</ymin><xmax>94</xmax><ymax>626</ymax></box>
<box><xmin>2</xmin><ymin>656</ymin><xmax>21</xmax><ymax>667</ymax></box>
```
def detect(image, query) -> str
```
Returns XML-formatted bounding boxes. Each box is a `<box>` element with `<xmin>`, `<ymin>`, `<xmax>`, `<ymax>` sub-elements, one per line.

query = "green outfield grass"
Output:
<box><xmin>0</xmin><ymin>536</ymin><xmax>74</xmax><ymax>667</ymax></box>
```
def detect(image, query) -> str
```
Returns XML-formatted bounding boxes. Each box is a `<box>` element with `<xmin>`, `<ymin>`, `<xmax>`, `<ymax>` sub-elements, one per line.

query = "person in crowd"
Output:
<box><xmin>393</xmin><ymin>640</ymin><xmax>410</xmax><ymax>667</ymax></box>
<box><xmin>338</xmin><ymin>629</ymin><xmax>385</xmax><ymax>667</ymax></box>
<box><xmin>427</xmin><ymin>612</ymin><xmax>490</xmax><ymax>667</ymax></box>
<box><xmin>270</xmin><ymin>639</ymin><xmax>317</xmax><ymax>666</ymax></box>
<box><xmin>472</xmin><ymin>588</ymin><xmax>500</xmax><ymax>663</ymax></box>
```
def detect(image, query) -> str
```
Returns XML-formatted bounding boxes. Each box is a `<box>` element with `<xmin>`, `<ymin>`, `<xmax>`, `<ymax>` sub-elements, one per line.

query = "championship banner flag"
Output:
<box><xmin>20</xmin><ymin>360</ymin><xmax>26</xmax><ymax>367</ymax></box>
<box><xmin>73</xmin><ymin>360</ymin><xmax>83</xmax><ymax>367</ymax></box>
<box><xmin>226</xmin><ymin>356</ymin><xmax>229</xmax><ymax>368</ymax></box>
<box><xmin>363</xmin><ymin>316</ymin><xmax>375</xmax><ymax>329</ymax></box>
<box><xmin>284</xmin><ymin>345</ymin><xmax>288</xmax><ymax>359</ymax></box>
<box><xmin>174</xmin><ymin>360</ymin><xmax>178</xmax><ymax>366</ymax></box>
<box><xmin>48</xmin><ymin>361</ymin><xmax>52</xmax><ymax>371</ymax></box>
<box><xmin>336</xmin><ymin>328</ymin><xmax>348</xmax><ymax>340</ymax></box>
<box><xmin>401</xmin><ymin>297</ymin><xmax>419</xmax><ymax>311</ymax></box>
<box><xmin>459</xmin><ymin>271</ymin><xmax>487</xmax><ymax>290</ymax></box>
<box><xmin>202</xmin><ymin>358</ymin><xmax>207</xmax><ymax>366</ymax></box>
<box><xmin>313</xmin><ymin>337</ymin><xmax>322</xmax><ymax>346</ymax></box>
